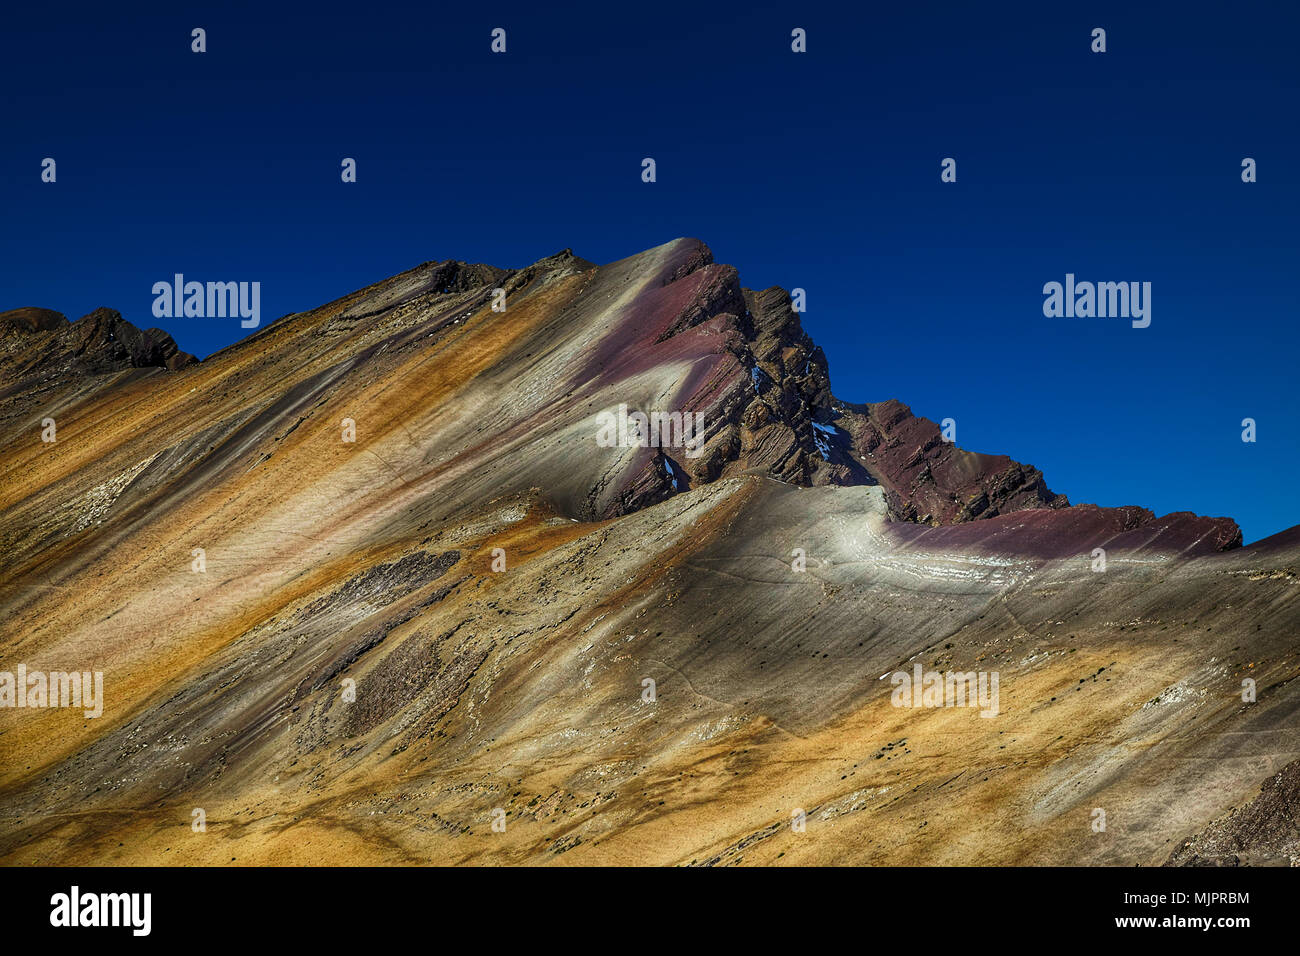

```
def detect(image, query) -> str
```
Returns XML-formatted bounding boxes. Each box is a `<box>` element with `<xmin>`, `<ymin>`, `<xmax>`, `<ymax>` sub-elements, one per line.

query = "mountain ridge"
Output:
<box><xmin>1</xmin><ymin>237</ymin><xmax>1292</xmax><ymax>867</ymax></box>
<box><xmin>0</xmin><ymin>238</ymin><xmax>1246</xmax><ymax>549</ymax></box>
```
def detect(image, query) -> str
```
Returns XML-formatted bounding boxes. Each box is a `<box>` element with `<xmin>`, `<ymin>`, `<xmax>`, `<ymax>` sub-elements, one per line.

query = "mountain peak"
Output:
<box><xmin>0</xmin><ymin>242</ymin><xmax>1240</xmax><ymax>552</ymax></box>
<box><xmin>0</xmin><ymin>239</ymin><xmax>1288</xmax><ymax>869</ymax></box>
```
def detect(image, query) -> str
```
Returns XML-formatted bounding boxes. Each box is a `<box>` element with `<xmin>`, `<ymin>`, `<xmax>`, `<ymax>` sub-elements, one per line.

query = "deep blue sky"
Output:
<box><xmin>3</xmin><ymin>1</ymin><xmax>1296</xmax><ymax>542</ymax></box>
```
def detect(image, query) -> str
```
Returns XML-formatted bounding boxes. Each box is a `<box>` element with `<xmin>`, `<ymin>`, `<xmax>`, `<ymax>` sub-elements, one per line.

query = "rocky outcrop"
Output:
<box><xmin>1166</xmin><ymin>758</ymin><xmax>1300</xmax><ymax>866</ymax></box>
<box><xmin>578</xmin><ymin>239</ymin><xmax>1074</xmax><ymax>524</ymax></box>
<box><xmin>829</xmin><ymin>399</ymin><xmax>1067</xmax><ymax>524</ymax></box>
<box><xmin>0</xmin><ymin>307</ymin><xmax>67</xmax><ymax>333</ymax></box>
<box><xmin>0</xmin><ymin>305</ymin><xmax>196</xmax><ymax>379</ymax></box>
<box><xmin>546</xmin><ymin>241</ymin><xmax>1238</xmax><ymax>551</ymax></box>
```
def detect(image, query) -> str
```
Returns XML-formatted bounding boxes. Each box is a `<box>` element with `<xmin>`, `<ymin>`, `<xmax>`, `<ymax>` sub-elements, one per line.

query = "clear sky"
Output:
<box><xmin>3</xmin><ymin>1</ymin><xmax>1296</xmax><ymax>542</ymax></box>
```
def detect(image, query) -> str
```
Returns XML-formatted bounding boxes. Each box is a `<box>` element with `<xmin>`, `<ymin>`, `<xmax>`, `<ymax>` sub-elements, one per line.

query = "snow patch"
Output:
<box><xmin>811</xmin><ymin>421</ymin><xmax>839</xmax><ymax>461</ymax></box>
<box><xmin>664</xmin><ymin>457</ymin><xmax>679</xmax><ymax>491</ymax></box>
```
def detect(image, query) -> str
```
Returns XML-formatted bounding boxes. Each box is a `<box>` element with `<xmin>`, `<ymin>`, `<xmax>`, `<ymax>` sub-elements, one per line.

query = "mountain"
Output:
<box><xmin>0</xmin><ymin>238</ymin><xmax>1294</xmax><ymax>866</ymax></box>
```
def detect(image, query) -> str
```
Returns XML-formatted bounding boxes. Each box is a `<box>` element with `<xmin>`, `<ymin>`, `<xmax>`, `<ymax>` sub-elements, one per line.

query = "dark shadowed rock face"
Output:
<box><xmin>675</xmin><ymin>269</ymin><xmax>871</xmax><ymax>492</ymax></box>
<box><xmin>1166</xmin><ymin>758</ymin><xmax>1300</xmax><ymax>866</ymax></box>
<box><xmin>0</xmin><ymin>306</ymin><xmax>196</xmax><ymax>377</ymax></box>
<box><xmin>69</xmin><ymin>307</ymin><xmax>196</xmax><ymax>372</ymax></box>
